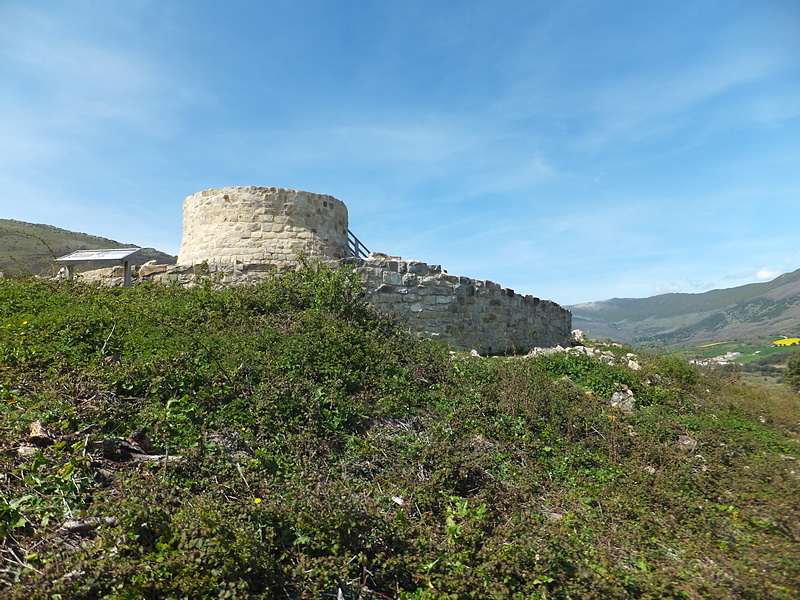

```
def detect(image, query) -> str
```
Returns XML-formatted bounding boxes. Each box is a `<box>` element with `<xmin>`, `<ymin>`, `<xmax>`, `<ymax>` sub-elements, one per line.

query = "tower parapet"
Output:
<box><xmin>178</xmin><ymin>187</ymin><xmax>349</xmax><ymax>269</ymax></box>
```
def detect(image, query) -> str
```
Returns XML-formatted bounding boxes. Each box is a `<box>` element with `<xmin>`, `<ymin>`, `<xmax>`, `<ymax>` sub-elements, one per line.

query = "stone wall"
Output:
<box><xmin>80</xmin><ymin>185</ymin><xmax>572</xmax><ymax>354</ymax></box>
<box><xmin>81</xmin><ymin>257</ymin><xmax>571</xmax><ymax>354</ymax></box>
<box><xmin>178</xmin><ymin>187</ymin><xmax>349</xmax><ymax>269</ymax></box>
<box><xmin>345</xmin><ymin>256</ymin><xmax>572</xmax><ymax>354</ymax></box>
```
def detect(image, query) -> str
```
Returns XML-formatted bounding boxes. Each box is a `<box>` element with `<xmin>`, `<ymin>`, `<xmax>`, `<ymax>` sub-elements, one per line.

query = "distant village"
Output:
<box><xmin>690</xmin><ymin>352</ymin><xmax>744</xmax><ymax>367</ymax></box>
<box><xmin>689</xmin><ymin>337</ymin><xmax>800</xmax><ymax>367</ymax></box>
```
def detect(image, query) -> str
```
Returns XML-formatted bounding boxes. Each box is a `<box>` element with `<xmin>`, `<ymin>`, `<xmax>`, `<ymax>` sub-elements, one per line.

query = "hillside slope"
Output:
<box><xmin>569</xmin><ymin>269</ymin><xmax>800</xmax><ymax>347</ymax></box>
<box><xmin>1</xmin><ymin>268</ymin><xmax>798</xmax><ymax>599</ymax></box>
<box><xmin>0</xmin><ymin>219</ymin><xmax>175</xmax><ymax>276</ymax></box>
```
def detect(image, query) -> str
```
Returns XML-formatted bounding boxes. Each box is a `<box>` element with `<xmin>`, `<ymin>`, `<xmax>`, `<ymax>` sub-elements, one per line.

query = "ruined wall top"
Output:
<box><xmin>349</xmin><ymin>256</ymin><xmax>572</xmax><ymax>353</ymax></box>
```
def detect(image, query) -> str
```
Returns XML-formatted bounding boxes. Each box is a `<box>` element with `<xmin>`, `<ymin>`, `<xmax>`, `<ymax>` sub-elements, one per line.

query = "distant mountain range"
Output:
<box><xmin>0</xmin><ymin>219</ymin><xmax>176</xmax><ymax>276</ymax></box>
<box><xmin>567</xmin><ymin>269</ymin><xmax>800</xmax><ymax>348</ymax></box>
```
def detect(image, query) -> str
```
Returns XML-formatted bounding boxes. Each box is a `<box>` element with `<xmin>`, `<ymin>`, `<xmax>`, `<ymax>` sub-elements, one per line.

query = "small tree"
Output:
<box><xmin>784</xmin><ymin>349</ymin><xmax>800</xmax><ymax>393</ymax></box>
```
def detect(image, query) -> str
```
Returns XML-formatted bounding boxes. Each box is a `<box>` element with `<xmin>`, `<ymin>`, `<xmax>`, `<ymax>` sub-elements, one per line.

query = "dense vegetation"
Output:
<box><xmin>784</xmin><ymin>351</ymin><xmax>800</xmax><ymax>393</ymax></box>
<box><xmin>1</xmin><ymin>267</ymin><xmax>799</xmax><ymax>599</ymax></box>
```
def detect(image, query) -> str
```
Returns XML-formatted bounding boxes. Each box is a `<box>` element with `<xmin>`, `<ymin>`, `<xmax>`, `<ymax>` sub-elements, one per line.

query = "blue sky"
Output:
<box><xmin>1</xmin><ymin>0</ymin><xmax>798</xmax><ymax>305</ymax></box>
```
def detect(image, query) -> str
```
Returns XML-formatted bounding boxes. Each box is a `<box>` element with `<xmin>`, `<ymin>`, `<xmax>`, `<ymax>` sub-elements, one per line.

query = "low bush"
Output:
<box><xmin>1</xmin><ymin>267</ymin><xmax>798</xmax><ymax>598</ymax></box>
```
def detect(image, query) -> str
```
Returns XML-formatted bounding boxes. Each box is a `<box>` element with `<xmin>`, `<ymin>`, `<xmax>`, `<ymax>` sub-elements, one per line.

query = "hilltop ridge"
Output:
<box><xmin>4</xmin><ymin>217</ymin><xmax>800</xmax><ymax>352</ymax></box>
<box><xmin>568</xmin><ymin>269</ymin><xmax>800</xmax><ymax>347</ymax></box>
<box><xmin>0</xmin><ymin>219</ymin><xmax>175</xmax><ymax>276</ymax></box>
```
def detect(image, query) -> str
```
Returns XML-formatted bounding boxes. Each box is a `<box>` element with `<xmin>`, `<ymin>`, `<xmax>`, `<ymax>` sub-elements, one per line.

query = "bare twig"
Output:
<box><xmin>2</xmin><ymin>546</ymin><xmax>43</xmax><ymax>576</ymax></box>
<box><xmin>100</xmin><ymin>322</ymin><xmax>116</xmax><ymax>355</ymax></box>
<box><xmin>235</xmin><ymin>462</ymin><xmax>252</xmax><ymax>490</ymax></box>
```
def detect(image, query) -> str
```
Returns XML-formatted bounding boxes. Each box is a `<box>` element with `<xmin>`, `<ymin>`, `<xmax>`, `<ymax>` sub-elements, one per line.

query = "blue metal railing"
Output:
<box><xmin>347</xmin><ymin>230</ymin><xmax>370</xmax><ymax>258</ymax></box>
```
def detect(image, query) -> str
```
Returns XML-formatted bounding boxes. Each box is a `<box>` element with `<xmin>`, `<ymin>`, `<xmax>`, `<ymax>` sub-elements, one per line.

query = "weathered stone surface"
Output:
<box><xmin>178</xmin><ymin>187</ymin><xmax>349</xmax><ymax>269</ymax></box>
<box><xmin>139</xmin><ymin>263</ymin><xmax>167</xmax><ymax>277</ymax></box>
<box><xmin>352</xmin><ymin>257</ymin><xmax>571</xmax><ymax>353</ymax></box>
<box><xmin>677</xmin><ymin>434</ymin><xmax>698</xmax><ymax>452</ymax></box>
<box><xmin>610</xmin><ymin>388</ymin><xmax>636</xmax><ymax>414</ymax></box>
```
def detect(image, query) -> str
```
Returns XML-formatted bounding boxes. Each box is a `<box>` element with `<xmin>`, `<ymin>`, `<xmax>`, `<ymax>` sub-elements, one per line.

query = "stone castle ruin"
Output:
<box><xmin>178</xmin><ymin>187</ymin><xmax>351</xmax><ymax>269</ymax></box>
<box><xmin>94</xmin><ymin>187</ymin><xmax>571</xmax><ymax>354</ymax></box>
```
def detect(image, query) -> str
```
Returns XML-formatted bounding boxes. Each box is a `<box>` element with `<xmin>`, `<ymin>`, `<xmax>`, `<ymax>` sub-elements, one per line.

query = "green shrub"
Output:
<box><xmin>783</xmin><ymin>349</ymin><xmax>800</xmax><ymax>392</ymax></box>
<box><xmin>1</xmin><ymin>271</ymin><xmax>799</xmax><ymax>599</ymax></box>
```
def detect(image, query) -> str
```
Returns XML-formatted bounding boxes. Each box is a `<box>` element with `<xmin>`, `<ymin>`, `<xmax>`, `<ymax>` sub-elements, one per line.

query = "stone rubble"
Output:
<box><xmin>610</xmin><ymin>387</ymin><xmax>636</xmax><ymax>414</ymax></box>
<box><xmin>516</xmin><ymin>330</ymin><xmax>644</xmax><ymax>411</ymax></box>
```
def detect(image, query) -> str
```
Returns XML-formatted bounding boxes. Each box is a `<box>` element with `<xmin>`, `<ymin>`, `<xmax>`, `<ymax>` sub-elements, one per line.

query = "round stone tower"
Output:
<box><xmin>177</xmin><ymin>187</ymin><xmax>350</xmax><ymax>268</ymax></box>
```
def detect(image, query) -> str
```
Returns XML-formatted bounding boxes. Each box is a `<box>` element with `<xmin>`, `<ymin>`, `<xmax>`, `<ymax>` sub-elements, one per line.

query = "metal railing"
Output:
<box><xmin>347</xmin><ymin>230</ymin><xmax>370</xmax><ymax>258</ymax></box>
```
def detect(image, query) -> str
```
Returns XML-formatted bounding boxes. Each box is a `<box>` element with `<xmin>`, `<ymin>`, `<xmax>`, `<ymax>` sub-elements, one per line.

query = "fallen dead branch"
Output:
<box><xmin>12</xmin><ymin>422</ymin><xmax>185</xmax><ymax>464</ymax></box>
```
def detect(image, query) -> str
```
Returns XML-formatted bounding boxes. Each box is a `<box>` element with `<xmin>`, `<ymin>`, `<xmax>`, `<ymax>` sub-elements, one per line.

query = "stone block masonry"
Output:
<box><xmin>102</xmin><ymin>257</ymin><xmax>571</xmax><ymax>354</ymax></box>
<box><xmin>178</xmin><ymin>187</ymin><xmax>349</xmax><ymax>270</ymax></box>
<box><xmin>344</xmin><ymin>256</ymin><xmax>572</xmax><ymax>354</ymax></box>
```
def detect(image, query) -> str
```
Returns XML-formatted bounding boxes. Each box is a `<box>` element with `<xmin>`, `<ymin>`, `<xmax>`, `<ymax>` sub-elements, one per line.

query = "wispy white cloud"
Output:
<box><xmin>756</xmin><ymin>268</ymin><xmax>782</xmax><ymax>282</ymax></box>
<box><xmin>573</xmin><ymin>47</ymin><xmax>794</xmax><ymax>152</ymax></box>
<box><xmin>0</xmin><ymin>2</ymin><xmax>200</xmax><ymax>160</ymax></box>
<box><xmin>493</xmin><ymin>4</ymin><xmax>800</xmax><ymax>159</ymax></box>
<box><xmin>652</xmin><ymin>283</ymin><xmax>682</xmax><ymax>295</ymax></box>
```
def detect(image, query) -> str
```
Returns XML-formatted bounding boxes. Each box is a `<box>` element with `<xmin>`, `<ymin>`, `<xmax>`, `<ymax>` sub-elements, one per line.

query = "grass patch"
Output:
<box><xmin>1</xmin><ymin>268</ymin><xmax>799</xmax><ymax>599</ymax></box>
